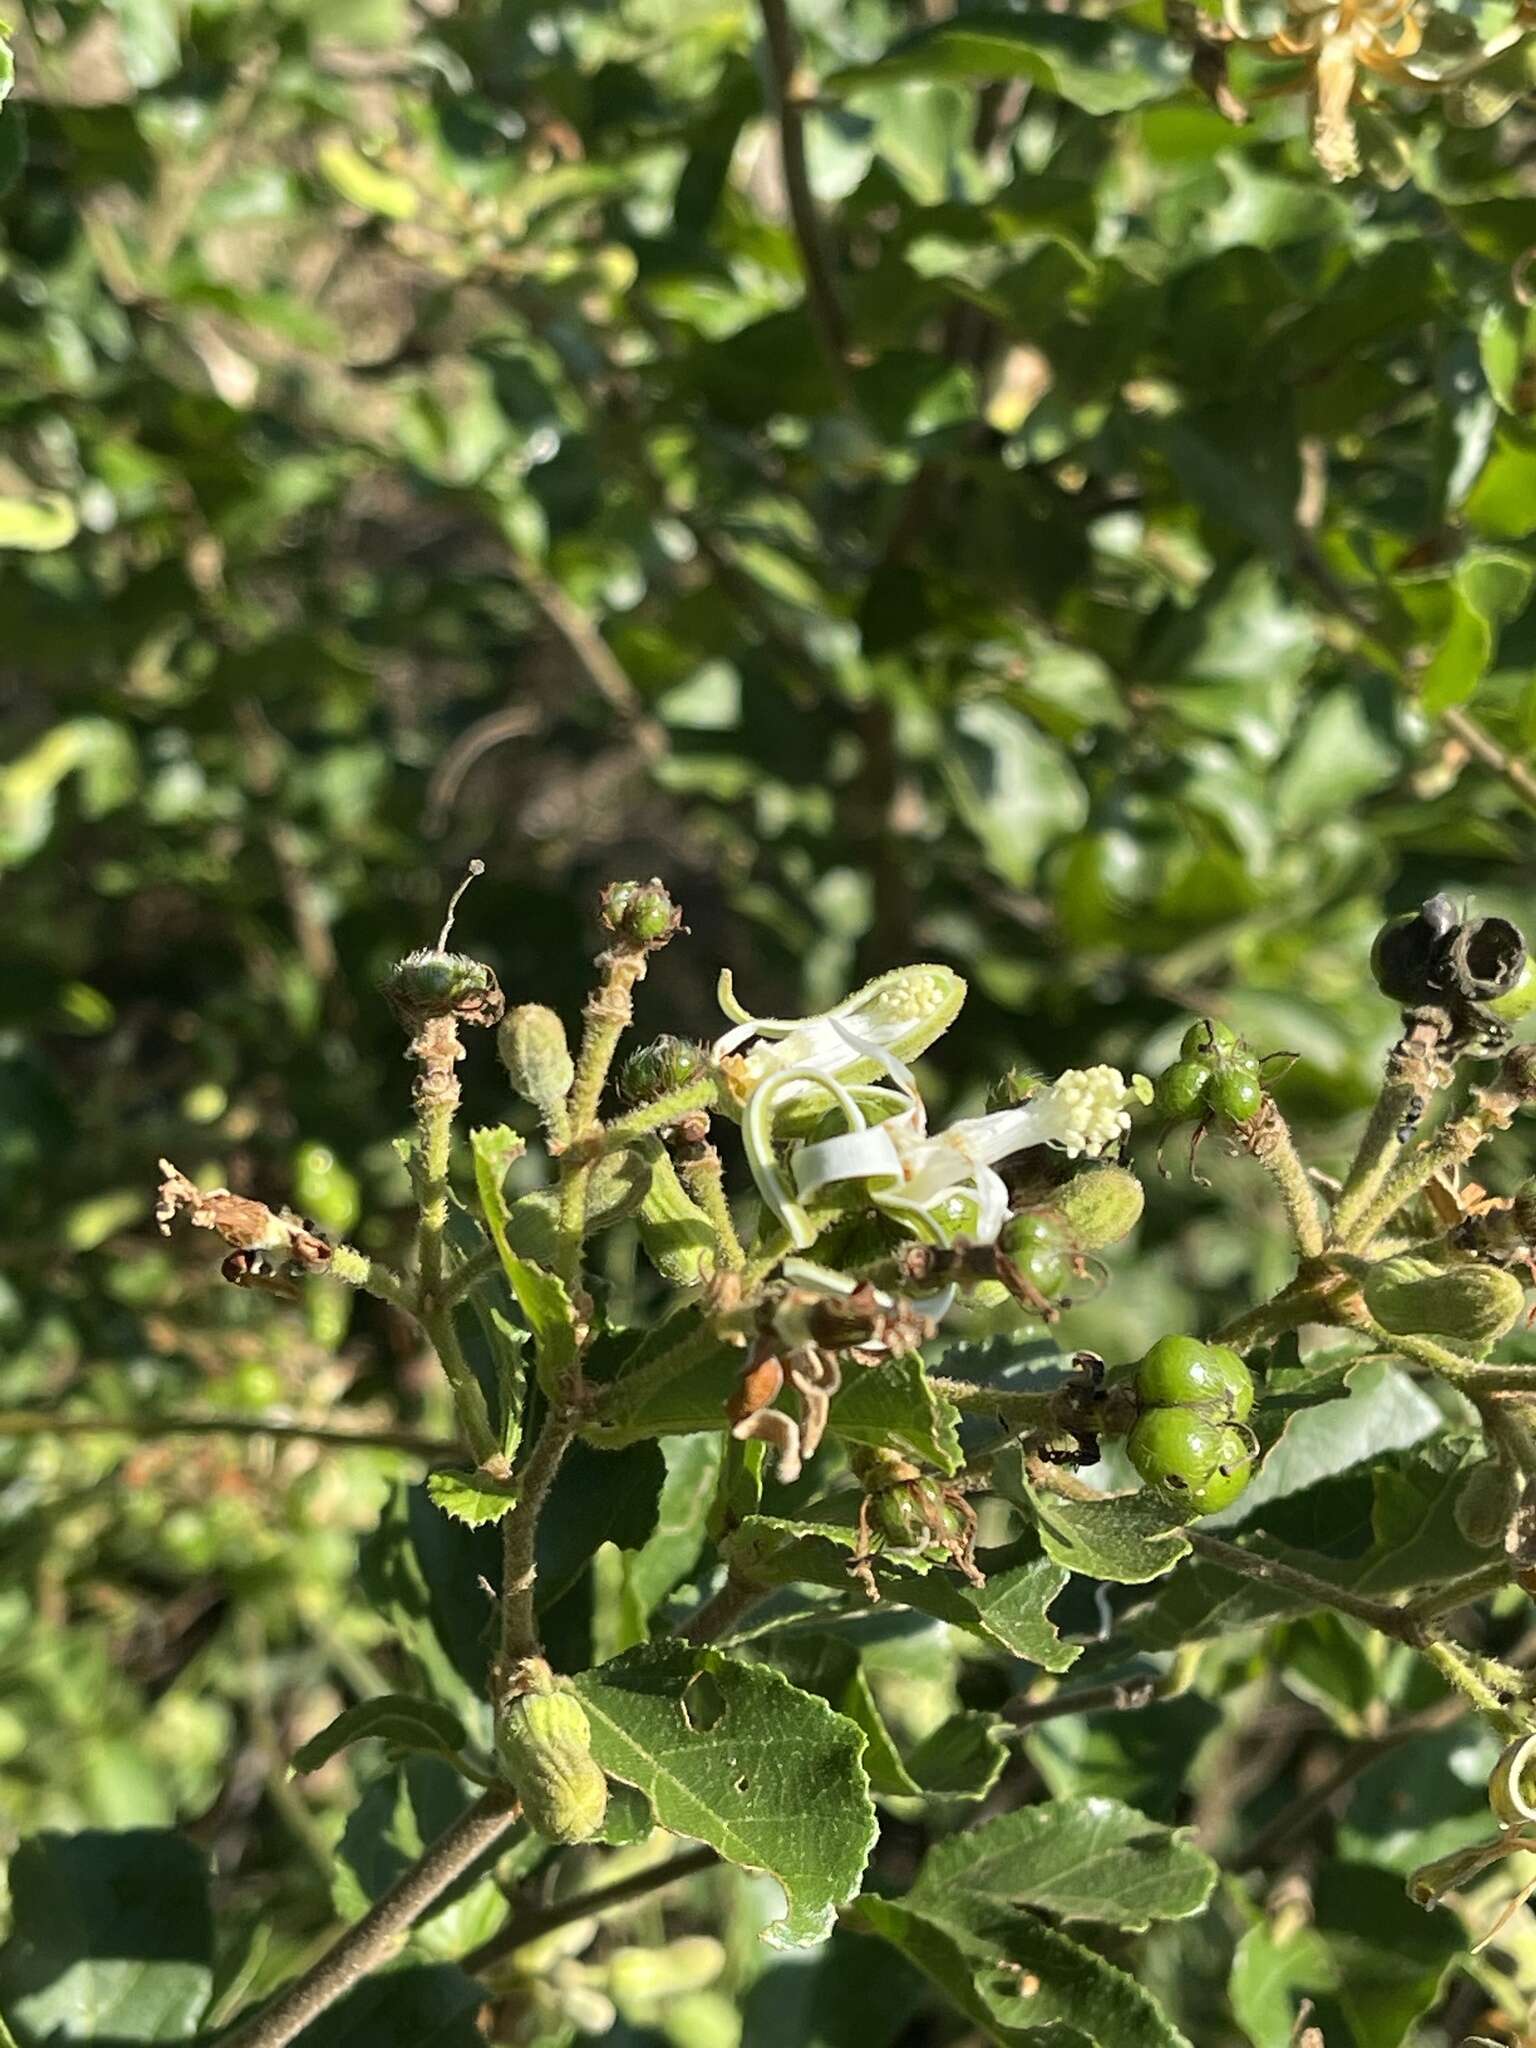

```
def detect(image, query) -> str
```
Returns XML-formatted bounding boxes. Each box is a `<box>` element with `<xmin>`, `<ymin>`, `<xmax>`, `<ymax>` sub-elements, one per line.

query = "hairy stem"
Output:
<box><xmin>422</xmin><ymin>1306</ymin><xmax>500</xmax><ymax>1467</ymax></box>
<box><xmin>1241</xmin><ymin>1102</ymin><xmax>1325</xmax><ymax>1258</ymax></box>
<box><xmin>1402</xmin><ymin>1558</ymin><xmax>1517</xmax><ymax>1625</ymax></box>
<box><xmin>412</xmin><ymin>1013</ymin><xmax>463</xmax><ymax>1303</ymax></box>
<box><xmin>928</xmin><ymin>1377</ymin><xmax>1056</xmax><ymax>1423</ymax></box>
<box><xmin>497</xmin><ymin>1402</ymin><xmax>582</xmax><ymax>1683</ymax></box>
<box><xmin>558</xmin><ymin>945</ymin><xmax>650</xmax><ymax>1284</ymax></box>
<box><xmin>222</xmin><ymin>1788</ymin><xmax>518</xmax><ymax>2048</ymax></box>
<box><xmin>1329</xmin><ymin>1078</ymin><xmax>1421</xmax><ymax>1244</ymax></box>
<box><xmin>680</xmin><ymin>1146</ymin><xmax>746</xmax><ymax>1271</ymax></box>
<box><xmin>1348</xmin><ymin>1091</ymin><xmax>1517</xmax><ymax>1250</ymax></box>
<box><xmin>327</xmin><ymin>1243</ymin><xmax>411</xmax><ymax>1308</ymax></box>
<box><xmin>463</xmin><ymin>1844</ymin><xmax>718</xmax><ymax>1977</ymax></box>
<box><xmin>594</xmin><ymin>1076</ymin><xmax>720</xmax><ymax>1154</ymax></box>
<box><xmin>1185</xmin><ymin>1528</ymin><xmax>1418</xmax><ymax>1639</ymax></box>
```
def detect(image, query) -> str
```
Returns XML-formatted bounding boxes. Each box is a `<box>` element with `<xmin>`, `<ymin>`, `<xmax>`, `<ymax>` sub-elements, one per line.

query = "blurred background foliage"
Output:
<box><xmin>7</xmin><ymin>0</ymin><xmax>1536</xmax><ymax>2040</ymax></box>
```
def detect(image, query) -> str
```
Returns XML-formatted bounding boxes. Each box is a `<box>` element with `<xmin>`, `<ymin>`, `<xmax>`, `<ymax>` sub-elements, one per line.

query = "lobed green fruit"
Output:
<box><xmin>1128</xmin><ymin>1408</ymin><xmax>1253</xmax><ymax>1515</ymax></box>
<box><xmin>498</xmin><ymin>1004</ymin><xmax>575</xmax><ymax>1118</ymax></box>
<box><xmin>1134</xmin><ymin>1335</ymin><xmax>1253</xmax><ymax>1420</ymax></box>
<box><xmin>601</xmin><ymin>878</ymin><xmax>681</xmax><ymax>946</ymax></box>
<box><xmin>383</xmin><ymin>948</ymin><xmax>504</xmax><ymax>1031</ymax></box>
<box><xmin>1054</xmin><ymin>1164</ymin><xmax>1145</xmax><ymax>1251</ymax></box>
<box><xmin>1205</xmin><ymin>1063</ymin><xmax>1263</xmax><ymax>1124</ymax></box>
<box><xmin>1154</xmin><ymin>1059</ymin><xmax>1210</xmax><ymax>1123</ymax></box>
<box><xmin>496</xmin><ymin>1687</ymin><xmax>609</xmax><ymax>1844</ymax></box>
<box><xmin>1362</xmin><ymin>1255</ymin><xmax>1526</xmax><ymax>1349</ymax></box>
<box><xmin>618</xmin><ymin>1034</ymin><xmax>707</xmax><ymax>1105</ymax></box>
<box><xmin>1181</xmin><ymin>1018</ymin><xmax>1238</xmax><ymax>1059</ymax></box>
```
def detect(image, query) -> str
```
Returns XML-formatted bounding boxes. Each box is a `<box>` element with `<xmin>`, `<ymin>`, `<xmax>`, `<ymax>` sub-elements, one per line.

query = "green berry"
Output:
<box><xmin>1205</xmin><ymin>1064</ymin><xmax>1263</xmax><ymax>1123</ymax></box>
<box><xmin>1018</xmin><ymin>1245</ymin><xmax>1071</xmax><ymax>1299</ymax></box>
<box><xmin>1155</xmin><ymin>1059</ymin><xmax>1211</xmax><ymax>1123</ymax></box>
<box><xmin>1128</xmin><ymin>1409</ymin><xmax>1253</xmax><ymax>1515</ymax></box>
<box><xmin>1134</xmin><ymin>1335</ymin><xmax>1253</xmax><ymax>1420</ymax></box>
<box><xmin>601</xmin><ymin>878</ymin><xmax>681</xmax><ymax>947</ymax></box>
<box><xmin>1180</xmin><ymin>1018</ymin><xmax>1238</xmax><ymax>1059</ymax></box>
<box><xmin>1000</xmin><ymin>1210</ymin><xmax>1070</xmax><ymax>1255</ymax></box>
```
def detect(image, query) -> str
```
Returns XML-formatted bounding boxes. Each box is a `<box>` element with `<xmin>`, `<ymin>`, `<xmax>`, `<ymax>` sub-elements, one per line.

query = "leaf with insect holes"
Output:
<box><xmin>570</xmin><ymin>1642</ymin><xmax>876</xmax><ymax>1948</ymax></box>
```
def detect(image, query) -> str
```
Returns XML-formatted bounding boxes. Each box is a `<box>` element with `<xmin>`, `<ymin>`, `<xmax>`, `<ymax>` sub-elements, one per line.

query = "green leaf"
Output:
<box><xmin>290</xmin><ymin>1694</ymin><xmax>468</xmax><ymax>1774</ymax></box>
<box><xmin>317</xmin><ymin>139</ymin><xmax>420</xmax><ymax>221</ymax></box>
<box><xmin>1229</xmin><ymin>1863</ymin><xmax>1461</xmax><ymax>2048</ymax></box>
<box><xmin>906</xmin><ymin>1797</ymin><xmax>1217</xmax><ymax>1933</ymax></box>
<box><xmin>1414</xmin><ymin>552</ymin><xmax>1535</xmax><ymax>713</ymax></box>
<box><xmin>827</xmin><ymin>1354</ymin><xmax>962</xmax><ymax>1475</ymax></box>
<box><xmin>761</xmin><ymin>1632</ymin><xmax>1006</xmax><ymax>1802</ymax></box>
<box><xmin>828</xmin><ymin>11</ymin><xmax>1186</xmax><ymax>115</ymax></box>
<box><xmin>941</xmin><ymin>700</ymin><xmax>1085</xmax><ymax>890</ymax></box>
<box><xmin>858</xmin><ymin>1891</ymin><xmax>1191</xmax><ymax>2047</ymax></box>
<box><xmin>471</xmin><ymin>1126</ymin><xmax>577</xmax><ymax>1393</ymax></box>
<box><xmin>570</xmin><ymin>1642</ymin><xmax>877</xmax><ymax>1948</ymax></box>
<box><xmin>0</xmin><ymin>1831</ymin><xmax>212</xmax><ymax>2042</ymax></box>
<box><xmin>1027</xmin><ymin>1486</ymin><xmax>1192</xmax><ymax>1584</ymax></box>
<box><xmin>0</xmin><ymin>496</ymin><xmax>77</xmax><ymax>552</ymax></box>
<box><xmin>425</xmin><ymin>1465</ymin><xmax>520</xmax><ymax>1529</ymax></box>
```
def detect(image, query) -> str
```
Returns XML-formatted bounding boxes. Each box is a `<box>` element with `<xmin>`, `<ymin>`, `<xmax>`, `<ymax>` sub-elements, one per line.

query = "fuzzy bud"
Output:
<box><xmin>1363</xmin><ymin>1255</ymin><xmax>1526</xmax><ymax>1350</ymax></box>
<box><xmin>1054</xmin><ymin>1164</ymin><xmax>1144</xmax><ymax>1251</ymax></box>
<box><xmin>618</xmin><ymin>1035</ymin><xmax>707</xmax><ymax>1106</ymax></box>
<box><xmin>633</xmin><ymin>1137</ymin><xmax>716</xmax><ymax>1284</ymax></box>
<box><xmin>496</xmin><ymin>1684</ymin><xmax>608</xmax><ymax>1843</ymax></box>
<box><xmin>601</xmin><ymin>878</ymin><xmax>681</xmax><ymax>948</ymax></box>
<box><xmin>498</xmin><ymin>1004</ymin><xmax>575</xmax><ymax>1120</ymax></box>
<box><xmin>382</xmin><ymin>950</ymin><xmax>503</xmax><ymax>1032</ymax></box>
<box><xmin>1454</xmin><ymin>1459</ymin><xmax>1523</xmax><ymax>1549</ymax></box>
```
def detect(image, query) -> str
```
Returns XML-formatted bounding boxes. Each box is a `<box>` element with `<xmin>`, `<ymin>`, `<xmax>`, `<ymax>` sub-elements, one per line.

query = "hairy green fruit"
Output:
<box><xmin>602</xmin><ymin>878</ymin><xmax>681</xmax><ymax>947</ymax></box>
<box><xmin>1454</xmin><ymin>1459</ymin><xmax>1523</xmax><ymax>1548</ymax></box>
<box><xmin>496</xmin><ymin>1686</ymin><xmax>609</xmax><ymax>1843</ymax></box>
<box><xmin>1134</xmin><ymin>1335</ymin><xmax>1253</xmax><ymax>1421</ymax></box>
<box><xmin>1363</xmin><ymin>1255</ymin><xmax>1526</xmax><ymax>1349</ymax></box>
<box><xmin>383</xmin><ymin>949</ymin><xmax>504</xmax><ymax>1031</ymax></box>
<box><xmin>498</xmin><ymin>1004</ymin><xmax>575</xmax><ymax>1120</ymax></box>
<box><xmin>618</xmin><ymin>1035</ymin><xmax>707</xmax><ymax>1105</ymax></box>
<box><xmin>1128</xmin><ymin>1408</ymin><xmax>1253</xmax><ymax>1515</ymax></box>
<box><xmin>1054</xmin><ymin>1164</ymin><xmax>1145</xmax><ymax>1251</ymax></box>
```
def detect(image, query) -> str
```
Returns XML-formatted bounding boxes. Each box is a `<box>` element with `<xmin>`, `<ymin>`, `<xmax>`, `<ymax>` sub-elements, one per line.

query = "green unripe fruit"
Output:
<box><xmin>496</xmin><ymin>1686</ymin><xmax>608</xmax><ymax>1844</ymax></box>
<box><xmin>498</xmin><ymin>1004</ymin><xmax>575</xmax><ymax>1119</ymax></box>
<box><xmin>618</xmin><ymin>1035</ymin><xmax>707</xmax><ymax>1106</ymax></box>
<box><xmin>1000</xmin><ymin>1210</ymin><xmax>1070</xmax><ymax>1256</ymax></box>
<box><xmin>1205</xmin><ymin>1064</ymin><xmax>1263</xmax><ymax>1123</ymax></box>
<box><xmin>1134</xmin><ymin>1335</ymin><xmax>1254</xmax><ymax>1420</ymax></box>
<box><xmin>1181</xmin><ymin>1018</ymin><xmax>1238</xmax><ymax>1059</ymax></box>
<box><xmin>601</xmin><ymin>878</ymin><xmax>681</xmax><ymax>947</ymax></box>
<box><xmin>1485</xmin><ymin>952</ymin><xmax>1536</xmax><ymax>1024</ymax></box>
<box><xmin>1155</xmin><ymin>1060</ymin><xmax>1211</xmax><ymax>1123</ymax></box>
<box><xmin>1128</xmin><ymin>1408</ymin><xmax>1253</xmax><ymax>1515</ymax></box>
<box><xmin>383</xmin><ymin>949</ymin><xmax>504</xmax><ymax>1031</ymax></box>
<box><xmin>1363</xmin><ymin>1255</ymin><xmax>1526</xmax><ymax>1349</ymax></box>
<box><xmin>1054</xmin><ymin>1164</ymin><xmax>1144</xmax><ymax>1252</ymax></box>
<box><xmin>1017</xmin><ymin>1245</ymin><xmax>1070</xmax><ymax>1300</ymax></box>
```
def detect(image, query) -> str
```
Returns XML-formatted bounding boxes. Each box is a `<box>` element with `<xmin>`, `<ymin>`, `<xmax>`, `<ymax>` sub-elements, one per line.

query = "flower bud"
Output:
<box><xmin>1054</xmin><ymin>1164</ymin><xmax>1144</xmax><ymax>1251</ymax></box>
<box><xmin>496</xmin><ymin>1684</ymin><xmax>609</xmax><ymax>1843</ymax></box>
<box><xmin>498</xmin><ymin>1004</ymin><xmax>575</xmax><ymax>1120</ymax></box>
<box><xmin>383</xmin><ymin>949</ymin><xmax>504</xmax><ymax>1032</ymax></box>
<box><xmin>1363</xmin><ymin>1255</ymin><xmax>1526</xmax><ymax>1349</ymax></box>
<box><xmin>634</xmin><ymin>1137</ymin><xmax>716</xmax><ymax>1284</ymax></box>
<box><xmin>601</xmin><ymin>878</ymin><xmax>681</xmax><ymax>948</ymax></box>
<box><xmin>618</xmin><ymin>1035</ymin><xmax>707</xmax><ymax>1106</ymax></box>
<box><xmin>1454</xmin><ymin>1458</ymin><xmax>1523</xmax><ymax>1548</ymax></box>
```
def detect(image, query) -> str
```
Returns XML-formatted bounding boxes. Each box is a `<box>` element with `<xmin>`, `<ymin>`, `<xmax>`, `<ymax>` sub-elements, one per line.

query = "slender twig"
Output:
<box><xmin>1184</xmin><ymin>1529</ymin><xmax>1418</xmax><ymax>1639</ymax></box>
<box><xmin>676</xmin><ymin>1575</ymin><xmax>764</xmax><ymax>1645</ymax></box>
<box><xmin>1441</xmin><ymin>704</ymin><xmax>1536</xmax><ymax>814</ymax></box>
<box><xmin>1240</xmin><ymin>1102</ymin><xmax>1325</xmax><ymax>1258</ymax></box>
<box><xmin>0</xmin><ymin>1408</ymin><xmax>458</xmax><ymax>1458</ymax></box>
<box><xmin>463</xmin><ymin>1844</ymin><xmax>718</xmax><ymax>1976</ymax></box>
<box><xmin>928</xmin><ymin>1377</ymin><xmax>1056</xmax><ymax>1423</ymax></box>
<box><xmin>497</xmin><ymin>1403</ymin><xmax>582</xmax><ymax>1683</ymax></box>
<box><xmin>503</xmin><ymin>551</ymin><xmax>665</xmax><ymax>761</ymax></box>
<box><xmin>1005</xmin><ymin>1673</ymin><xmax>1168</xmax><ymax>1728</ymax></box>
<box><xmin>421</xmin><ymin>1305</ymin><xmax>500</xmax><ymax>1468</ymax></box>
<box><xmin>755</xmin><ymin>0</ymin><xmax>851</xmax><ymax>390</ymax></box>
<box><xmin>680</xmin><ymin>1147</ymin><xmax>746</xmax><ymax>1271</ymax></box>
<box><xmin>1403</xmin><ymin>1558</ymin><xmax>1517</xmax><ymax>1626</ymax></box>
<box><xmin>221</xmin><ymin>1788</ymin><xmax>519</xmax><ymax>2048</ymax></box>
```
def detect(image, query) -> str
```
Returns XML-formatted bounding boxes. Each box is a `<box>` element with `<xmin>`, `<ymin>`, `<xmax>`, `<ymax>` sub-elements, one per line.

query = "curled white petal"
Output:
<box><xmin>792</xmin><ymin>1124</ymin><xmax>904</xmax><ymax>1203</ymax></box>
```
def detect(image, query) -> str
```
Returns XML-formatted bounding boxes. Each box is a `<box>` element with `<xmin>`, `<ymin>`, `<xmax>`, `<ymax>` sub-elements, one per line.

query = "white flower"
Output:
<box><xmin>712</xmin><ymin>963</ymin><xmax>965</xmax><ymax>1110</ymax></box>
